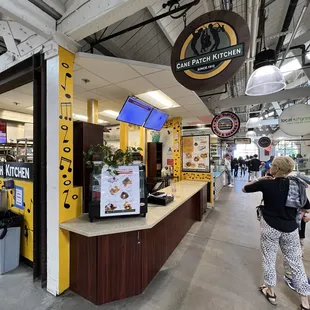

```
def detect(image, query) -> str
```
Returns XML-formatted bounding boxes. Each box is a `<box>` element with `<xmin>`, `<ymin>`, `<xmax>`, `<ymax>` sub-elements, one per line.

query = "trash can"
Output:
<box><xmin>0</xmin><ymin>210</ymin><xmax>23</xmax><ymax>275</ymax></box>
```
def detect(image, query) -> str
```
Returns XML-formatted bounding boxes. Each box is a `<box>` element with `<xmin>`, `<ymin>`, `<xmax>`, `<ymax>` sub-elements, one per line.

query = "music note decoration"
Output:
<box><xmin>63</xmin><ymin>189</ymin><xmax>79</xmax><ymax>209</ymax></box>
<box><xmin>61</xmin><ymin>125</ymin><xmax>69</xmax><ymax>143</ymax></box>
<box><xmin>59</xmin><ymin>102</ymin><xmax>72</xmax><ymax>120</ymax></box>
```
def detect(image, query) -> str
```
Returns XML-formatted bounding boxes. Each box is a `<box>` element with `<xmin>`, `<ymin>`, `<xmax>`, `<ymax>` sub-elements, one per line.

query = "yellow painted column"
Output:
<box><xmin>172</xmin><ymin>117</ymin><xmax>182</xmax><ymax>181</ymax></box>
<box><xmin>87</xmin><ymin>99</ymin><xmax>98</xmax><ymax>124</ymax></box>
<box><xmin>120</xmin><ymin>122</ymin><xmax>128</xmax><ymax>151</ymax></box>
<box><xmin>58</xmin><ymin>47</ymin><xmax>82</xmax><ymax>293</ymax></box>
<box><xmin>139</xmin><ymin>126</ymin><xmax>146</xmax><ymax>160</ymax></box>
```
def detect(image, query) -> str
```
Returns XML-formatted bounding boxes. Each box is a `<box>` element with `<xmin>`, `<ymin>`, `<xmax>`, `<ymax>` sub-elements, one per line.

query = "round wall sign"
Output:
<box><xmin>211</xmin><ymin>111</ymin><xmax>240</xmax><ymax>138</ymax></box>
<box><xmin>171</xmin><ymin>10</ymin><xmax>250</xmax><ymax>91</ymax></box>
<box><xmin>258</xmin><ymin>137</ymin><xmax>271</xmax><ymax>148</ymax></box>
<box><xmin>279</xmin><ymin>104</ymin><xmax>310</xmax><ymax>136</ymax></box>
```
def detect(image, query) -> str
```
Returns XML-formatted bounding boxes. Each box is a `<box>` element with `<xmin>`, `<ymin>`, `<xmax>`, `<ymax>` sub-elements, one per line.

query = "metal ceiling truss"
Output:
<box><xmin>89</xmin><ymin>0</ymin><xmax>200</xmax><ymax>51</ymax></box>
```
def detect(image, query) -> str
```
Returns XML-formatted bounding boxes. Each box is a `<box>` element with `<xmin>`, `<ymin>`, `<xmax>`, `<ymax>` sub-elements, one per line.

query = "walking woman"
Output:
<box><xmin>242</xmin><ymin>156</ymin><xmax>310</xmax><ymax>309</ymax></box>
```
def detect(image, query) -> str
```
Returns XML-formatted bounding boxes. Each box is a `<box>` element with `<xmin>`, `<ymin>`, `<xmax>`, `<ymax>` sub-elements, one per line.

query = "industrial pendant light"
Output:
<box><xmin>246</xmin><ymin>128</ymin><xmax>256</xmax><ymax>138</ymax></box>
<box><xmin>246</xmin><ymin>49</ymin><xmax>286</xmax><ymax>96</ymax></box>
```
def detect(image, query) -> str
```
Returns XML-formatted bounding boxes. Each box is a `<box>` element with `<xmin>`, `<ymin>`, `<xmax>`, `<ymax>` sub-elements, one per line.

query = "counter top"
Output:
<box><xmin>213</xmin><ymin>169</ymin><xmax>225</xmax><ymax>178</ymax></box>
<box><xmin>60</xmin><ymin>180</ymin><xmax>207</xmax><ymax>237</ymax></box>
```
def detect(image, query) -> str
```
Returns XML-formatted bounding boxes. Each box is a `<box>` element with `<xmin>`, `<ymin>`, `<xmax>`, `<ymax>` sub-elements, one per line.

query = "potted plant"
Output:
<box><xmin>84</xmin><ymin>140</ymin><xmax>142</xmax><ymax>175</ymax></box>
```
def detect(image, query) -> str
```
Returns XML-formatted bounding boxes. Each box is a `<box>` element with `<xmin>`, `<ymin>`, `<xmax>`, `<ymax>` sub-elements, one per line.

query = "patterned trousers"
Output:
<box><xmin>260</xmin><ymin>217</ymin><xmax>310</xmax><ymax>296</ymax></box>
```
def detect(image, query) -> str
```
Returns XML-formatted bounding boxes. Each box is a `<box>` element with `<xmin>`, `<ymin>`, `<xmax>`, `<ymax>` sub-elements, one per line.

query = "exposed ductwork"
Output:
<box><xmin>275</xmin><ymin>0</ymin><xmax>299</xmax><ymax>56</ymax></box>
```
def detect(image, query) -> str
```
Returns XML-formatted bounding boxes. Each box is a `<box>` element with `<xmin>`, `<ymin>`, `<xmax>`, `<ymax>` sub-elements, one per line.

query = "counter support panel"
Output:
<box><xmin>69</xmin><ymin>187</ymin><xmax>205</xmax><ymax>305</ymax></box>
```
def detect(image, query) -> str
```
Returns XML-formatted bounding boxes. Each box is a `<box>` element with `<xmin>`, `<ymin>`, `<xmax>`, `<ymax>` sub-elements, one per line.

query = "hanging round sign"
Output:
<box><xmin>211</xmin><ymin>111</ymin><xmax>240</xmax><ymax>138</ymax></box>
<box><xmin>279</xmin><ymin>104</ymin><xmax>310</xmax><ymax>136</ymax></box>
<box><xmin>258</xmin><ymin>137</ymin><xmax>271</xmax><ymax>148</ymax></box>
<box><xmin>171</xmin><ymin>10</ymin><xmax>250</xmax><ymax>91</ymax></box>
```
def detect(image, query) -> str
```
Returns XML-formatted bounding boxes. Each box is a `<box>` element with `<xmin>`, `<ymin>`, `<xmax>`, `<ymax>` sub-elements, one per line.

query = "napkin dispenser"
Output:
<box><xmin>148</xmin><ymin>192</ymin><xmax>174</xmax><ymax>206</ymax></box>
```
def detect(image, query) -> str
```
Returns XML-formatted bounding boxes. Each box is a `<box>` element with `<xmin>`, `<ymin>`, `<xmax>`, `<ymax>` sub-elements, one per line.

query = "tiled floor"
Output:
<box><xmin>1</xmin><ymin>176</ymin><xmax>310</xmax><ymax>309</ymax></box>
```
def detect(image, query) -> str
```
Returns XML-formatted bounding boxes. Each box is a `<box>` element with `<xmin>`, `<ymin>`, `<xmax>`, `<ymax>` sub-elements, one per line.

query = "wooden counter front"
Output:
<box><xmin>65</xmin><ymin>182</ymin><xmax>207</xmax><ymax>305</ymax></box>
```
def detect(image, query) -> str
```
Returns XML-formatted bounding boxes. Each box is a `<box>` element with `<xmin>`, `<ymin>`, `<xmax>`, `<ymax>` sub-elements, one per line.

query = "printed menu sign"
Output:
<box><xmin>100</xmin><ymin>165</ymin><xmax>140</xmax><ymax>217</ymax></box>
<box><xmin>182</xmin><ymin>135</ymin><xmax>210</xmax><ymax>172</ymax></box>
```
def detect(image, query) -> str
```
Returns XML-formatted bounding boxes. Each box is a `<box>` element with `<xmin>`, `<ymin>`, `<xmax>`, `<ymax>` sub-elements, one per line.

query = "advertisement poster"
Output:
<box><xmin>182</xmin><ymin>135</ymin><xmax>210</xmax><ymax>172</ymax></box>
<box><xmin>15</xmin><ymin>186</ymin><xmax>24</xmax><ymax>210</ymax></box>
<box><xmin>100</xmin><ymin>165</ymin><xmax>140</xmax><ymax>217</ymax></box>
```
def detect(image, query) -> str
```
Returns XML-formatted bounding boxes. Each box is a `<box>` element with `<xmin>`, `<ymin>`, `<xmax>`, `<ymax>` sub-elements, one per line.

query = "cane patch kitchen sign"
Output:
<box><xmin>171</xmin><ymin>10</ymin><xmax>250</xmax><ymax>91</ymax></box>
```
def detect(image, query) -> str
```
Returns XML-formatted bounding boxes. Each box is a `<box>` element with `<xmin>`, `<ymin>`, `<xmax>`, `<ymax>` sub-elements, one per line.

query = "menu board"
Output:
<box><xmin>100</xmin><ymin>165</ymin><xmax>140</xmax><ymax>217</ymax></box>
<box><xmin>182</xmin><ymin>135</ymin><xmax>210</xmax><ymax>172</ymax></box>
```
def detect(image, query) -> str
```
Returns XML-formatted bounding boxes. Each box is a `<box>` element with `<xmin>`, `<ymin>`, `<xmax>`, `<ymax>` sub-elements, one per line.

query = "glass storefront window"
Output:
<box><xmin>275</xmin><ymin>140</ymin><xmax>301</xmax><ymax>157</ymax></box>
<box><xmin>234</xmin><ymin>143</ymin><xmax>259</xmax><ymax>158</ymax></box>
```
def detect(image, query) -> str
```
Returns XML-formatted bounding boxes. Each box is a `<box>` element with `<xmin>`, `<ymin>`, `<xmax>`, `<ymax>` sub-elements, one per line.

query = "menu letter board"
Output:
<box><xmin>100</xmin><ymin>165</ymin><xmax>140</xmax><ymax>217</ymax></box>
<box><xmin>182</xmin><ymin>135</ymin><xmax>210</xmax><ymax>172</ymax></box>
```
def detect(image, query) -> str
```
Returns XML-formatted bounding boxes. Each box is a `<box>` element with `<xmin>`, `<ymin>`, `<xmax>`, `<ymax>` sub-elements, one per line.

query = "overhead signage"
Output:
<box><xmin>258</xmin><ymin>137</ymin><xmax>272</xmax><ymax>148</ymax></box>
<box><xmin>0</xmin><ymin>163</ymin><xmax>33</xmax><ymax>181</ymax></box>
<box><xmin>211</xmin><ymin>111</ymin><xmax>240</xmax><ymax>138</ymax></box>
<box><xmin>171</xmin><ymin>10</ymin><xmax>250</xmax><ymax>91</ymax></box>
<box><xmin>279</xmin><ymin>104</ymin><xmax>310</xmax><ymax>136</ymax></box>
<box><xmin>234</xmin><ymin>138</ymin><xmax>251</xmax><ymax>145</ymax></box>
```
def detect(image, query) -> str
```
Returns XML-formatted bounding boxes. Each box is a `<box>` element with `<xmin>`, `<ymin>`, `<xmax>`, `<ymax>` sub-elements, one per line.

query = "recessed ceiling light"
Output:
<box><xmin>73</xmin><ymin>113</ymin><xmax>88</xmax><ymax>121</ymax></box>
<box><xmin>99</xmin><ymin>110</ymin><xmax>119</xmax><ymax>118</ymax></box>
<box><xmin>98</xmin><ymin>119</ymin><xmax>108</xmax><ymax>124</ymax></box>
<box><xmin>26</xmin><ymin>106</ymin><xmax>33</xmax><ymax>110</ymax></box>
<box><xmin>137</xmin><ymin>90</ymin><xmax>179</xmax><ymax>109</ymax></box>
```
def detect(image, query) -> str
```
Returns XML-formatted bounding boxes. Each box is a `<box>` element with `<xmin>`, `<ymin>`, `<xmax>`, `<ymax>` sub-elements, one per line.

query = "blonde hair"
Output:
<box><xmin>272</xmin><ymin>156</ymin><xmax>295</xmax><ymax>176</ymax></box>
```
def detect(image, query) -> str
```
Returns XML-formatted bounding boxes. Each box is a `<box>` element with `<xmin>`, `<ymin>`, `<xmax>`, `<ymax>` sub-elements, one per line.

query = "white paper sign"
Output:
<box><xmin>100</xmin><ymin>165</ymin><xmax>140</xmax><ymax>217</ymax></box>
<box><xmin>279</xmin><ymin>104</ymin><xmax>310</xmax><ymax>136</ymax></box>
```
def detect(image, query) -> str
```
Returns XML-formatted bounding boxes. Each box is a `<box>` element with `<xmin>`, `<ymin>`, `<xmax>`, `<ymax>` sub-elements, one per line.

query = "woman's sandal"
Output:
<box><xmin>300</xmin><ymin>305</ymin><xmax>310</xmax><ymax>310</ymax></box>
<box><xmin>259</xmin><ymin>285</ymin><xmax>277</xmax><ymax>306</ymax></box>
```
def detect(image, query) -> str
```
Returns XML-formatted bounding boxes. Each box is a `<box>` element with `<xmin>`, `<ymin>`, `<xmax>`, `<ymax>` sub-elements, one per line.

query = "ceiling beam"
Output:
<box><xmin>271</xmin><ymin>102</ymin><xmax>282</xmax><ymax>116</ymax></box>
<box><xmin>0</xmin><ymin>0</ymin><xmax>56</xmax><ymax>39</ymax></box>
<box><xmin>240</xmin><ymin>118</ymin><xmax>279</xmax><ymax>127</ymax></box>
<box><xmin>208</xmin><ymin>87</ymin><xmax>310</xmax><ymax>109</ymax></box>
<box><xmin>57</xmin><ymin>0</ymin><xmax>158</xmax><ymax>41</ymax></box>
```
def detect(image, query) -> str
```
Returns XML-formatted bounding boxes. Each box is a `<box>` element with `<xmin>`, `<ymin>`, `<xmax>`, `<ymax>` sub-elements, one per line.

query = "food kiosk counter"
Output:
<box><xmin>60</xmin><ymin>180</ymin><xmax>208</xmax><ymax>305</ymax></box>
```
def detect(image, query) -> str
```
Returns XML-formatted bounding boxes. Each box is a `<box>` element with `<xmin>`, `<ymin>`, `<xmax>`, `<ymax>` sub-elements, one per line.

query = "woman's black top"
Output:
<box><xmin>245</xmin><ymin>178</ymin><xmax>310</xmax><ymax>232</ymax></box>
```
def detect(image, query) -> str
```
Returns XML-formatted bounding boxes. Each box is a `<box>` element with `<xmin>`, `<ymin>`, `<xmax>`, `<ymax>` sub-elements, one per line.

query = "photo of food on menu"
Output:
<box><xmin>182</xmin><ymin>135</ymin><xmax>210</xmax><ymax>172</ymax></box>
<box><xmin>100</xmin><ymin>166</ymin><xmax>140</xmax><ymax>217</ymax></box>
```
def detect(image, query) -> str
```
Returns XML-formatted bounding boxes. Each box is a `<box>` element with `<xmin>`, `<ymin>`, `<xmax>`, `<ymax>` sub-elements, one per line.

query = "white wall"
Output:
<box><xmin>6</xmin><ymin>122</ymin><xmax>25</xmax><ymax>142</ymax></box>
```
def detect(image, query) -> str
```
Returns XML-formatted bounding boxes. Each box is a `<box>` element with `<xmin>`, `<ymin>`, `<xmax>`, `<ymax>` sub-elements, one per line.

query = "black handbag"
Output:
<box><xmin>256</xmin><ymin>199</ymin><xmax>264</xmax><ymax>221</ymax></box>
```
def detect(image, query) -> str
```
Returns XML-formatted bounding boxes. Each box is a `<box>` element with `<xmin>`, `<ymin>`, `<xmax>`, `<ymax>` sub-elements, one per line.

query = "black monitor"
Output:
<box><xmin>143</xmin><ymin>108</ymin><xmax>169</xmax><ymax>131</ymax></box>
<box><xmin>116</xmin><ymin>96</ymin><xmax>152</xmax><ymax>126</ymax></box>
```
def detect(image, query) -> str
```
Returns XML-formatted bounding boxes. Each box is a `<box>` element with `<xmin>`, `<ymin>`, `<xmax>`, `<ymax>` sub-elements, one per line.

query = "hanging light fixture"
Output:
<box><xmin>246</xmin><ymin>128</ymin><xmax>256</xmax><ymax>138</ymax></box>
<box><xmin>246</xmin><ymin>49</ymin><xmax>286</xmax><ymax>96</ymax></box>
<box><xmin>246</xmin><ymin>113</ymin><xmax>262</xmax><ymax>128</ymax></box>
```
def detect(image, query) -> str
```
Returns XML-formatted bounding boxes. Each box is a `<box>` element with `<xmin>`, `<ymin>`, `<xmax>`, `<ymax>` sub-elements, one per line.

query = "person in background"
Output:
<box><xmin>251</xmin><ymin>154</ymin><xmax>261</xmax><ymax>180</ymax></box>
<box><xmin>265</xmin><ymin>155</ymin><xmax>275</xmax><ymax>176</ymax></box>
<box><xmin>297</xmin><ymin>154</ymin><xmax>304</xmax><ymax>164</ymax></box>
<box><xmin>242</xmin><ymin>156</ymin><xmax>310</xmax><ymax>309</ymax></box>
<box><xmin>239</xmin><ymin>156</ymin><xmax>246</xmax><ymax>177</ymax></box>
<box><xmin>224</xmin><ymin>154</ymin><xmax>233</xmax><ymax>188</ymax></box>
<box><xmin>232</xmin><ymin>158</ymin><xmax>239</xmax><ymax>178</ymax></box>
<box><xmin>247</xmin><ymin>155</ymin><xmax>253</xmax><ymax>181</ymax></box>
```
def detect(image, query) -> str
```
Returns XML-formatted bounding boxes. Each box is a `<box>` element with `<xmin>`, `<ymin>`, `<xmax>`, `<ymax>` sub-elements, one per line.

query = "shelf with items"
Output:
<box><xmin>16</xmin><ymin>139</ymin><xmax>33</xmax><ymax>163</ymax></box>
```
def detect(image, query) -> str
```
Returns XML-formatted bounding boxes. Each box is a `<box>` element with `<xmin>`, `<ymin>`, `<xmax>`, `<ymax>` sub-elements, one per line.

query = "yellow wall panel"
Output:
<box><xmin>58</xmin><ymin>47</ymin><xmax>82</xmax><ymax>293</ymax></box>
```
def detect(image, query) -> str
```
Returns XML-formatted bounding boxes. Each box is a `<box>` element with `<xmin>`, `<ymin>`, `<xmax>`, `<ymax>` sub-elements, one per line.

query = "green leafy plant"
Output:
<box><xmin>84</xmin><ymin>140</ymin><xmax>142</xmax><ymax>175</ymax></box>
